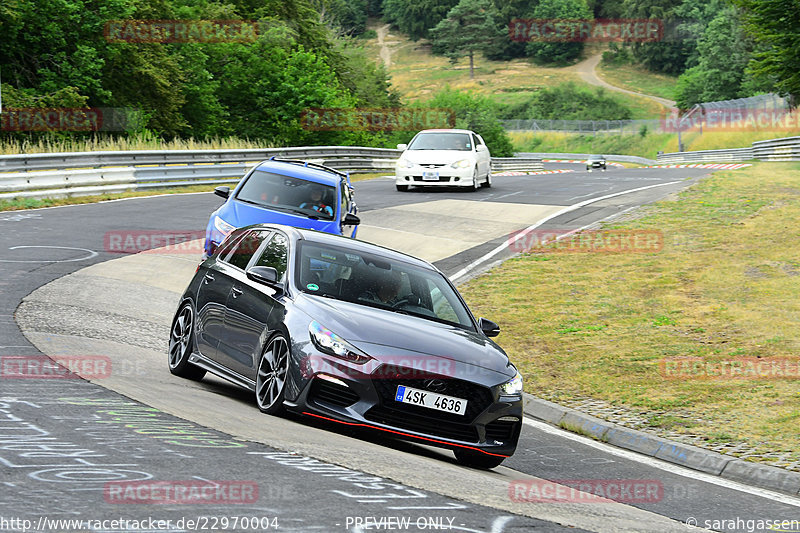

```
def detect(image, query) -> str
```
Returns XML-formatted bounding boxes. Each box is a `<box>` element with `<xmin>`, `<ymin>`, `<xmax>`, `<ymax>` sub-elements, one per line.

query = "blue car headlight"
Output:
<box><xmin>309</xmin><ymin>321</ymin><xmax>371</xmax><ymax>364</ymax></box>
<box><xmin>500</xmin><ymin>371</ymin><xmax>523</xmax><ymax>396</ymax></box>
<box><xmin>213</xmin><ymin>215</ymin><xmax>235</xmax><ymax>236</ymax></box>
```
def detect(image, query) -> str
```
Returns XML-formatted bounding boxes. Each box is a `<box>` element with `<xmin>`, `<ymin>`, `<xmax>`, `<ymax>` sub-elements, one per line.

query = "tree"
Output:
<box><xmin>525</xmin><ymin>0</ymin><xmax>592</xmax><ymax>65</ymax></box>
<box><xmin>674</xmin><ymin>7</ymin><xmax>753</xmax><ymax>109</ymax></box>
<box><xmin>382</xmin><ymin>0</ymin><xmax>459</xmax><ymax>40</ymax></box>
<box><xmin>429</xmin><ymin>0</ymin><xmax>505</xmax><ymax>78</ymax></box>
<box><xmin>420</xmin><ymin>88</ymin><xmax>514</xmax><ymax>156</ymax></box>
<box><xmin>732</xmin><ymin>0</ymin><xmax>800</xmax><ymax>103</ymax></box>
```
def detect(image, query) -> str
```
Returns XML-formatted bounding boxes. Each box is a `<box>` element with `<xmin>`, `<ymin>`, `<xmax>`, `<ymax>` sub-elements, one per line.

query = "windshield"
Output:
<box><xmin>236</xmin><ymin>170</ymin><xmax>336</xmax><ymax>221</ymax></box>
<box><xmin>407</xmin><ymin>132</ymin><xmax>472</xmax><ymax>151</ymax></box>
<box><xmin>295</xmin><ymin>241</ymin><xmax>475</xmax><ymax>330</ymax></box>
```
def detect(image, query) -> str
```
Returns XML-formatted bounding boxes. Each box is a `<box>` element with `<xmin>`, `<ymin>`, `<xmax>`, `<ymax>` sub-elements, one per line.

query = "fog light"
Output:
<box><xmin>498</xmin><ymin>416</ymin><xmax>520</xmax><ymax>422</ymax></box>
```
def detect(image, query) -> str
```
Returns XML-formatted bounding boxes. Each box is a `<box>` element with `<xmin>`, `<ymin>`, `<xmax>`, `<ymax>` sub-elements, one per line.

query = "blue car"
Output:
<box><xmin>204</xmin><ymin>158</ymin><xmax>360</xmax><ymax>258</ymax></box>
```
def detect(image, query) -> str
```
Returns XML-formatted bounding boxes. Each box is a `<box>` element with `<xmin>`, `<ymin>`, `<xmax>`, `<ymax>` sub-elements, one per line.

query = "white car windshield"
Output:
<box><xmin>407</xmin><ymin>133</ymin><xmax>472</xmax><ymax>151</ymax></box>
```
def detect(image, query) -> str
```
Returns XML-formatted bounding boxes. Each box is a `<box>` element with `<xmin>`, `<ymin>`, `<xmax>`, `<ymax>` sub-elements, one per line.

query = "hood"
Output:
<box><xmin>295</xmin><ymin>293</ymin><xmax>515</xmax><ymax>379</ymax></box>
<box><xmin>403</xmin><ymin>150</ymin><xmax>475</xmax><ymax>165</ymax></box>
<box><xmin>219</xmin><ymin>198</ymin><xmax>338</xmax><ymax>234</ymax></box>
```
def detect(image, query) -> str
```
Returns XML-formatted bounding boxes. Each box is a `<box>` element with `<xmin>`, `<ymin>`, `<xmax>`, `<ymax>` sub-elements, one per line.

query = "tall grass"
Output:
<box><xmin>0</xmin><ymin>133</ymin><xmax>271</xmax><ymax>155</ymax></box>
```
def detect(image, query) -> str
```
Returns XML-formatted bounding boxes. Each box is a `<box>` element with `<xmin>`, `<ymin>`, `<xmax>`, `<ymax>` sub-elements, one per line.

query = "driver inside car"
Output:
<box><xmin>299</xmin><ymin>185</ymin><xmax>333</xmax><ymax>217</ymax></box>
<box><xmin>360</xmin><ymin>270</ymin><xmax>403</xmax><ymax>305</ymax></box>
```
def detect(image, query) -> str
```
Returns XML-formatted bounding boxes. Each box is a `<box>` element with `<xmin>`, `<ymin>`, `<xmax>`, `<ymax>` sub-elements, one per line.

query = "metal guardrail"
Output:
<box><xmin>752</xmin><ymin>136</ymin><xmax>800</xmax><ymax>161</ymax></box>
<box><xmin>0</xmin><ymin>146</ymin><xmax>403</xmax><ymax>173</ymax></box>
<box><xmin>516</xmin><ymin>152</ymin><xmax>657</xmax><ymax>165</ymax></box>
<box><xmin>657</xmin><ymin>147</ymin><xmax>754</xmax><ymax>163</ymax></box>
<box><xmin>657</xmin><ymin>135</ymin><xmax>800</xmax><ymax>163</ymax></box>
<box><xmin>0</xmin><ymin>148</ymin><xmax>545</xmax><ymax>200</ymax></box>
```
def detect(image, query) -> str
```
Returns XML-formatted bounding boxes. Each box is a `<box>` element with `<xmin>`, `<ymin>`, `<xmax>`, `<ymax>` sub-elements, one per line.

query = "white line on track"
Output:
<box><xmin>449</xmin><ymin>180</ymin><xmax>682</xmax><ymax>282</ymax></box>
<box><xmin>522</xmin><ymin>418</ymin><xmax>800</xmax><ymax>507</ymax></box>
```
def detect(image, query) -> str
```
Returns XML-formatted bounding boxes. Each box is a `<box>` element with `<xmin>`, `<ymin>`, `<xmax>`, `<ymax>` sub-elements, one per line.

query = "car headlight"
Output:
<box><xmin>213</xmin><ymin>215</ymin><xmax>235</xmax><ymax>236</ymax></box>
<box><xmin>450</xmin><ymin>159</ymin><xmax>472</xmax><ymax>169</ymax></box>
<box><xmin>500</xmin><ymin>371</ymin><xmax>523</xmax><ymax>395</ymax></box>
<box><xmin>397</xmin><ymin>158</ymin><xmax>414</xmax><ymax>169</ymax></box>
<box><xmin>309</xmin><ymin>321</ymin><xmax>372</xmax><ymax>364</ymax></box>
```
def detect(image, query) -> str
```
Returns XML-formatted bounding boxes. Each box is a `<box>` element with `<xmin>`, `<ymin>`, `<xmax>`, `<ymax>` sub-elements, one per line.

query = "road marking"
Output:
<box><xmin>449</xmin><ymin>180</ymin><xmax>682</xmax><ymax>282</ymax></box>
<box><xmin>522</xmin><ymin>418</ymin><xmax>800</xmax><ymax>507</ymax></box>
<box><xmin>0</xmin><ymin>245</ymin><xmax>98</xmax><ymax>263</ymax></box>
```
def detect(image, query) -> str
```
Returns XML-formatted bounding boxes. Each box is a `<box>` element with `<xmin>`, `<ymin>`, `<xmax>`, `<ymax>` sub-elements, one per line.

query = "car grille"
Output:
<box><xmin>412</xmin><ymin>176</ymin><xmax>452</xmax><ymax>182</ymax></box>
<box><xmin>308</xmin><ymin>379</ymin><xmax>359</xmax><ymax>408</ymax></box>
<box><xmin>419</xmin><ymin>163</ymin><xmax>446</xmax><ymax>168</ymax></box>
<box><xmin>484</xmin><ymin>420</ymin><xmax>518</xmax><ymax>442</ymax></box>
<box><xmin>365</xmin><ymin>405</ymin><xmax>479</xmax><ymax>442</ymax></box>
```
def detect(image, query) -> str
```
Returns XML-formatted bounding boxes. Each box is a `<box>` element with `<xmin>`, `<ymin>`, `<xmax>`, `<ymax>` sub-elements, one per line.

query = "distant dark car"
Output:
<box><xmin>203</xmin><ymin>159</ymin><xmax>360</xmax><ymax>259</ymax></box>
<box><xmin>586</xmin><ymin>155</ymin><xmax>607</xmax><ymax>171</ymax></box>
<box><xmin>169</xmin><ymin>224</ymin><xmax>523</xmax><ymax>468</ymax></box>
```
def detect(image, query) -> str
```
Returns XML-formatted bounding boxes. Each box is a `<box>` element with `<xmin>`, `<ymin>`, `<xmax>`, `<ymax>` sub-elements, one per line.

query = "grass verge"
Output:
<box><xmin>595</xmin><ymin>62</ymin><xmax>677</xmax><ymax>101</ymax></box>
<box><xmin>0</xmin><ymin>173</ymin><xmax>385</xmax><ymax>212</ymax></box>
<box><xmin>461</xmin><ymin>162</ymin><xmax>800</xmax><ymax>466</ymax></box>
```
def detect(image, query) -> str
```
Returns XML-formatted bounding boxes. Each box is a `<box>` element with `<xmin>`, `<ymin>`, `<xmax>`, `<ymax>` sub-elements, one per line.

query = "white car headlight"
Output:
<box><xmin>450</xmin><ymin>159</ymin><xmax>472</xmax><ymax>169</ymax></box>
<box><xmin>500</xmin><ymin>371</ymin><xmax>523</xmax><ymax>395</ymax></box>
<box><xmin>397</xmin><ymin>158</ymin><xmax>414</xmax><ymax>169</ymax></box>
<box><xmin>309</xmin><ymin>321</ymin><xmax>371</xmax><ymax>364</ymax></box>
<box><xmin>213</xmin><ymin>216</ymin><xmax>235</xmax><ymax>236</ymax></box>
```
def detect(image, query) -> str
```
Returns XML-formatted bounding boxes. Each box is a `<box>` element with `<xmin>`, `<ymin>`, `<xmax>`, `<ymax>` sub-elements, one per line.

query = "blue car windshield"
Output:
<box><xmin>407</xmin><ymin>133</ymin><xmax>472</xmax><ymax>151</ymax></box>
<box><xmin>295</xmin><ymin>241</ymin><xmax>476</xmax><ymax>330</ymax></box>
<box><xmin>236</xmin><ymin>170</ymin><xmax>336</xmax><ymax>221</ymax></box>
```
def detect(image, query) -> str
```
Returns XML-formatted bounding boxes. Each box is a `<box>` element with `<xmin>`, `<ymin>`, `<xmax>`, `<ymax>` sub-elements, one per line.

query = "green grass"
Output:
<box><xmin>595</xmin><ymin>62</ymin><xmax>678</xmax><ymax>101</ymax></box>
<box><xmin>460</xmin><ymin>162</ymin><xmax>800</xmax><ymax>463</ymax></box>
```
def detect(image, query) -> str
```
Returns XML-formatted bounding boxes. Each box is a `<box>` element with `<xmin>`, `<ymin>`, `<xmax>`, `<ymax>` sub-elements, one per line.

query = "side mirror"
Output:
<box><xmin>476</xmin><ymin>145</ymin><xmax>487</xmax><ymax>152</ymax></box>
<box><xmin>397</xmin><ymin>144</ymin><xmax>408</xmax><ymax>151</ymax></box>
<box><xmin>246</xmin><ymin>266</ymin><xmax>283</xmax><ymax>292</ymax></box>
<box><xmin>478</xmin><ymin>317</ymin><xmax>500</xmax><ymax>337</ymax></box>
<box><xmin>343</xmin><ymin>213</ymin><xmax>361</xmax><ymax>226</ymax></box>
<box><xmin>214</xmin><ymin>186</ymin><xmax>230</xmax><ymax>199</ymax></box>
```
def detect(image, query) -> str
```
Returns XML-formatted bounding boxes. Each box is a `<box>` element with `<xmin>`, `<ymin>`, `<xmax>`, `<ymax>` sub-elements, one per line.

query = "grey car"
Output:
<box><xmin>586</xmin><ymin>155</ymin><xmax>607</xmax><ymax>171</ymax></box>
<box><xmin>168</xmin><ymin>224</ymin><xmax>524</xmax><ymax>468</ymax></box>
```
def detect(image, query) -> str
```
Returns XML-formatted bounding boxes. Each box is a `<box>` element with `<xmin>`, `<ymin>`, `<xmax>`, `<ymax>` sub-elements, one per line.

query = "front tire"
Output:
<box><xmin>396</xmin><ymin>184</ymin><xmax>409</xmax><ymax>192</ymax></box>
<box><xmin>454</xmin><ymin>448</ymin><xmax>506</xmax><ymax>469</ymax></box>
<box><xmin>256</xmin><ymin>334</ymin><xmax>290</xmax><ymax>415</ymax></box>
<box><xmin>168</xmin><ymin>302</ymin><xmax>206</xmax><ymax>380</ymax></box>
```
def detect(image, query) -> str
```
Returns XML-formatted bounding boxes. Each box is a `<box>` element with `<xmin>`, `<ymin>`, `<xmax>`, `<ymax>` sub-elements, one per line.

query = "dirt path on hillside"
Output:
<box><xmin>377</xmin><ymin>24</ymin><xmax>393</xmax><ymax>68</ymax></box>
<box><xmin>571</xmin><ymin>53</ymin><xmax>676</xmax><ymax>108</ymax></box>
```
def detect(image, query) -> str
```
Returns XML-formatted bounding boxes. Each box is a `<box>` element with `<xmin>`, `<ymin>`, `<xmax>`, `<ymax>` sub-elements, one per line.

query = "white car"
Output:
<box><xmin>395</xmin><ymin>129</ymin><xmax>492</xmax><ymax>191</ymax></box>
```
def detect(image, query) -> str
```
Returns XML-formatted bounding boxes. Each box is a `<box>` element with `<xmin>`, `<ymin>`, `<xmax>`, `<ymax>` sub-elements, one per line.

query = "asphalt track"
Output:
<box><xmin>3</xmin><ymin>164</ymin><xmax>799</xmax><ymax>532</ymax></box>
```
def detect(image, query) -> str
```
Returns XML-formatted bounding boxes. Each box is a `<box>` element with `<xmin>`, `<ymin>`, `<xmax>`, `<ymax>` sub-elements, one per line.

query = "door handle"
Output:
<box><xmin>204</xmin><ymin>273</ymin><xmax>215</xmax><ymax>283</ymax></box>
<box><xmin>231</xmin><ymin>287</ymin><xmax>243</xmax><ymax>298</ymax></box>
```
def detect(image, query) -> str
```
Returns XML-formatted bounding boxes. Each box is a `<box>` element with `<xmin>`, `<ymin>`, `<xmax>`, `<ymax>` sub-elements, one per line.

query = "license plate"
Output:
<box><xmin>422</xmin><ymin>171</ymin><xmax>439</xmax><ymax>181</ymax></box>
<box><xmin>395</xmin><ymin>385</ymin><xmax>467</xmax><ymax>415</ymax></box>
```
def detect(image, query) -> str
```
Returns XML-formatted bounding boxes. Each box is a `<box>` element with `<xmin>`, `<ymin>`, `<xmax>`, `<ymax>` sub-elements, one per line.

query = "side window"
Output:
<box><xmin>225</xmin><ymin>230</ymin><xmax>271</xmax><ymax>270</ymax></box>
<box><xmin>472</xmin><ymin>134</ymin><xmax>483</xmax><ymax>147</ymax></box>
<box><xmin>426</xmin><ymin>281</ymin><xmax>459</xmax><ymax>323</ymax></box>
<box><xmin>253</xmin><ymin>233</ymin><xmax>288</xmax><ymax>278</ymax></box>
<box><xmin>214</xmin><ymin>229</ymin><xmax>246</xmax><ymax>259</ymax></box>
